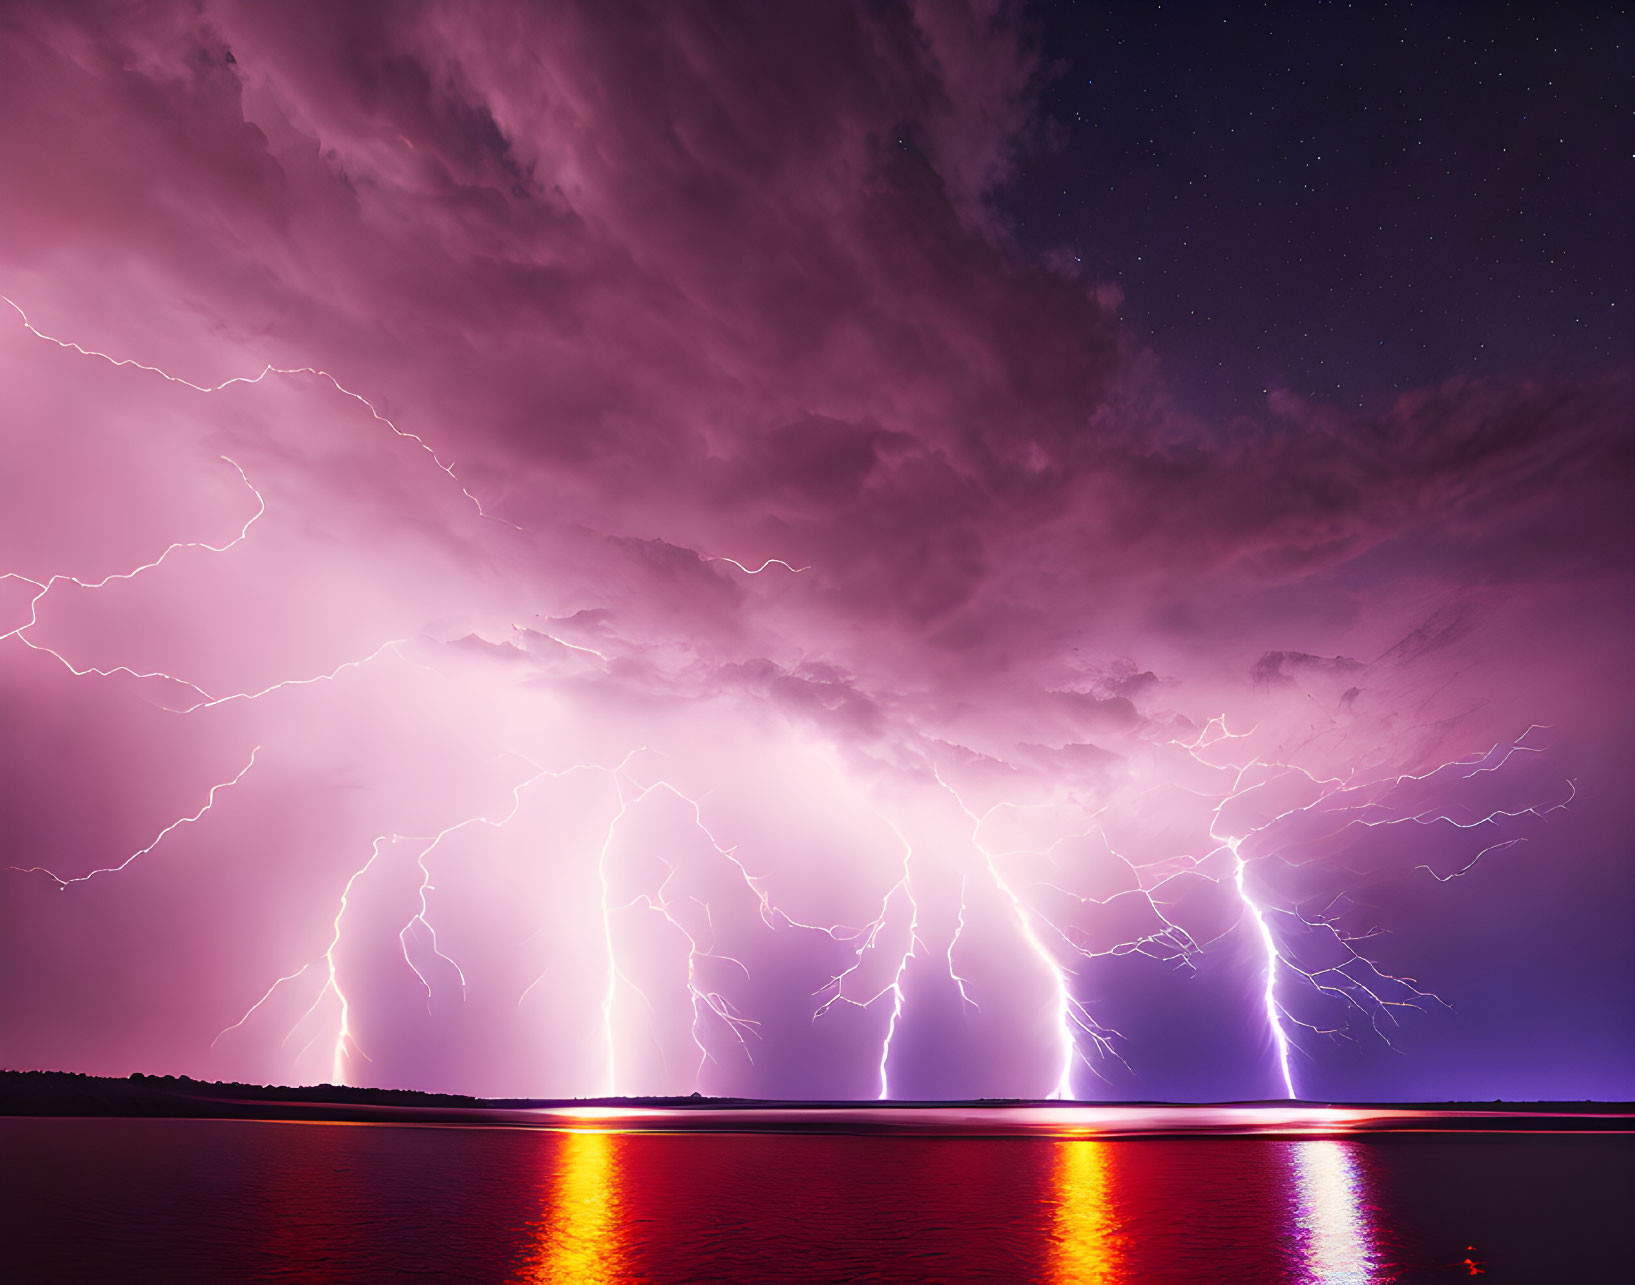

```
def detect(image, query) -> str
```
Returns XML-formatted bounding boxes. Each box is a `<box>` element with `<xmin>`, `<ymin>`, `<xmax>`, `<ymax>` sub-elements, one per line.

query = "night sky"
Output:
<box><xmin>1007</xmin><ymin>0</ymin><xmax>1631</xmax><ymax>417</ymax></box>
<box><xmin>1</xmin><ymin>0</ymin><xmax>1630</xmax><ymax>1103</ymax></box>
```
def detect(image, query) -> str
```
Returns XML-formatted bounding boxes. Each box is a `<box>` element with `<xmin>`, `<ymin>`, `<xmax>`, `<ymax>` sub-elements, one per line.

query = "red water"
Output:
<box><xmin>4</xmin><ymin>1117</ymin><xmax>1630</xmax><ymax>1281</ymax></box>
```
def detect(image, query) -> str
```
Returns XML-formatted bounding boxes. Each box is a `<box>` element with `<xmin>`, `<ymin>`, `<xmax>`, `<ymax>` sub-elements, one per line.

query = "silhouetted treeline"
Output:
<box><xmin>0</xmin><ymin>1070</ymin><xmax>1627</xmax><ymax>1127</ymax></box>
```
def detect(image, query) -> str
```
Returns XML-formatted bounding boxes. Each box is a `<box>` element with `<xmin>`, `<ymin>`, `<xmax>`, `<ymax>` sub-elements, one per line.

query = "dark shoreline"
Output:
<box><xmin>3</xmin><ymin>1070</ymin><xmax>1631</xmax><ymax>1136</ymax></box>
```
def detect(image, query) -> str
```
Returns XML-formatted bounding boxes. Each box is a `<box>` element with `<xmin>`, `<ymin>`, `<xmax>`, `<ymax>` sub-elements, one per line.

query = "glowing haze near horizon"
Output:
<box><xmin>2</xmin><ymin>0</ymin><xmax>1630</xmax><ymax>1103</ymax></box>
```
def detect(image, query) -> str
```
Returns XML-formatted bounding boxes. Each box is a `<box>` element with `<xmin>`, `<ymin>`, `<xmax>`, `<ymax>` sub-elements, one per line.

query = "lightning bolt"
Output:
<box><xmin>946</xmin><ymin>874</ymin><xmax>980</xmax><ymax>1010</ymax></box>
<box><xmin>5</xmin><ymin>293</ymin><xmax>821</xmax><ymax>611</ymax></box>
<box><xmin>594</xmin><ymin>761</ymin><xmax>975</xmax><ymax>1099</ymax></box>
<box><xmin>2</xmin><ymin>455</ymin><xmax>265</xmax><ymax>705</ymax></box>
<box><xmin>1180</xmin><ymin>720</ymin><xmax>1575</xmax><ymax>1099</ymax></box>
<box><xmin>595</xmin><ymin>770</ymin><xmax>773</xmax><ymax>1094</ymax></box>
<box><xmin>318</xmin><ymin>837</ymin><xmax>387</xmax><ymax>1085</ymax></box>
<box><xmin>1232</xmin><ymin>838</ymin><xmax>1296</xmax><ymax>1099</ymax></box>
<box><xmin>213</xmin><ymin>835</ymin><xmax>395</xmax><ymax>1085</ymax></box>
<box><xmin>214</xmin><ymin>842</ymin><xmax>393</xmax><ymax>1086</ymax></box>
<box><xmin>219</xmin><ymin>752</ymin><xmax>647</xmax><ymax>1082</ymax></box>
<box><xmin>3</xmin><ymin>293</ymin><xmax>510</xmax><ymax>527</ymax></box>
<box><xmin>0</xmin><ymin>443</ymin><xmax>403</xmax><ymax>720</ymax></box>
<box><xmin>702</xmin><ymin>555</ymin><xmax>811</xmax><ymax>575</ymax></box>
<box><xmin>7</xmin><ymin>746</ymin><xmax>261</xmax><ymax>888</ymax></box>
<box><xmin>5</xmin><ymin>289</ymin><xmax>1574</xmax><ymax>1101</ymax></box>
<box><xmin>807</xmin><ymin>823</ymin><xmax>918</xmax><ymax>1099</ymax></box>
<box><xmin>167</xmin><ymin>639</ymin><xmax>409</xmax><ymax>715</ymax></box>
<box><xmin>936</xmin><ymin>768</ymin><xmax>1083</xmax><ymax>1099</ymax></box>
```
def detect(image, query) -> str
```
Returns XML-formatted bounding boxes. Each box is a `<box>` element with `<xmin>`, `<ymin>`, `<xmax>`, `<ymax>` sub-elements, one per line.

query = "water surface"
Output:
<box><xmin>5</xmin><ymin>1116</ymin><xmax>1629</xmax><ymax>1281</ymax></box>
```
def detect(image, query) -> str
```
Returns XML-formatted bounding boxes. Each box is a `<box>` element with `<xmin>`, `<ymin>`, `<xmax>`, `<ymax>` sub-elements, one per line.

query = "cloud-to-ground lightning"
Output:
<box><xmin>1232</xmin><ymin>839</ymin><xmax>1297</xmax><ymax>1099</ymax></box>
<box><xmin>1</xmin><ymin>288</ymin><xmax>1586</xmax><ymax>1103</ymax></box>
<box><xmin>936</xmin><ymin>767</ymin><xmax>1093</xmax><ymax>1099</ymax></box>
<box><xmin>217</xmin><ymin>755</ymin><xmax>585</xmax><ymax>1079</ymax></box>
<box><xmin>807</xmin><ymin>821</ymin><xmax>918</xmax><ymax>1099</ymax></box>
<box><xmin>4</xmin><ymin>286</ymin><xmax>845</xmax><ymax>1095</ymax></box>
<box><xmin>1183</xmin><ymin>723</ymin><xmax>1577</xmax><ymax>1098</ymax></box>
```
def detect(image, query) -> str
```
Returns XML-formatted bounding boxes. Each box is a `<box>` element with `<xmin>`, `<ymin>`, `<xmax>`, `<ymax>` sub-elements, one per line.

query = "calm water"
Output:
<box><xmin>4</xmin><ymin>1117</ymin><xmax>1630</xmax><ymax>1282</ymax></box>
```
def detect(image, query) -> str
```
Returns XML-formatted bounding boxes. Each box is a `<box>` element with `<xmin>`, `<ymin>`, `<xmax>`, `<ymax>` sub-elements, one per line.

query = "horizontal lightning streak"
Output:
<box><xmin>2</xmin><ymin>456</ymin><xmax>266</xmax><ymax>702</ymax></box>
<box><xmin>2</xmin><ymin>293</ymin><xmax>512</xmax><ymax>527</ymax></box>
<box><xmin>702</xmin><ymin>555</ymin><xmax>811</xmax><ymax>575</ymax></box>
<box><xmin>210</xmin><ymin>961</ymin><xmax>317</xmax><ymax>1047</ymax></box>
<box><xmin>168</xmin><ymin>639</ymin><xmax>408</xmax><ymax>714</ymax></box>
<box><xmin>8</xmin><ymin>747</ymin><xmax>261</xmax><ymax>888</ymax></box>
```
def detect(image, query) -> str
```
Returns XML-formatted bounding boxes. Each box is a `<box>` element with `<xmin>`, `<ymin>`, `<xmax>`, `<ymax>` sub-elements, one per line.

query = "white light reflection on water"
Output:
<box><xmin>1290</xmin><ymin>1139</ymin><xmax>1378</xmax><ymax>1284</ymax></box>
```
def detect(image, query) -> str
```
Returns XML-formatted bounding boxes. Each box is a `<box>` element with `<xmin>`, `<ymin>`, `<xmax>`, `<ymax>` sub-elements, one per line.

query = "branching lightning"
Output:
<box><xmin>937</xmin><ymin>767</ymin><xmax>1101</xmax><ymax>1099</ymax></box>
<box><xmin>2</xmin><ymin>454</ymin><xmax>265</xmax><ymax>705</ymax></box>
<box><xmin>4</xmin><ymin>290</ymin><xmax>1575</xmax><ymax>1103</ymax></box>
<box><xmin>1183</xmin><ymin>721</ymin><xmax>1575</xmax><ymax>1098</ymax></box>
<box><xmin>807</xmin><ymin>820</ymin><xmax>919</xmax><ymax>1099</ymax></box>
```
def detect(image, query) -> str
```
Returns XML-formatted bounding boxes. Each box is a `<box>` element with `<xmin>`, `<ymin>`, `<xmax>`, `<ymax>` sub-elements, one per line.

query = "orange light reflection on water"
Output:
<box><xmin>1290</xmin><ymin>1139</ymin><xmax>1377</xmax><ymax>1284</ymax></box>
<box><xmin>516</xmin><ymin>1129</ymin><xmax>626</xmax><ymax>1284</ymax></box>
<box><xmin>1050</xmin><ymin>1137</ymin><xmax>1128</xmax><ymax>1283</ymax></box>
